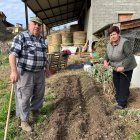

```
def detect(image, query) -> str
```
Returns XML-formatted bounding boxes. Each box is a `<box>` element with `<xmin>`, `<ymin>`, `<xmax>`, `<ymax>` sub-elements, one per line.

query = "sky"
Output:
<box><xmin>0</xmin><ymin>0</ymin><xmax>77</xmax><ymax>30</ymax></box>
<box><xmin>0</xmin><ymin>0</ymin><xmax>34</xmax><ymax>28</ymax></box>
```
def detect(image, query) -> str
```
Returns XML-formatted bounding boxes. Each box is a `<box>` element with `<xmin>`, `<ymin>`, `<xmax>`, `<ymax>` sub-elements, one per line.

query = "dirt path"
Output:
<box><xmin>42</xmin><ymin>75</ymin><xmax>89</xmax><ymax>140</ymax></box>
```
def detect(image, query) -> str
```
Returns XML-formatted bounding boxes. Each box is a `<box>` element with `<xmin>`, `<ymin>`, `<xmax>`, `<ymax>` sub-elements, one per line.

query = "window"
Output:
<box><xmin>118</xmin><ymin>13</ymin><xmax>133</xmax><ymax>22</ymax></box>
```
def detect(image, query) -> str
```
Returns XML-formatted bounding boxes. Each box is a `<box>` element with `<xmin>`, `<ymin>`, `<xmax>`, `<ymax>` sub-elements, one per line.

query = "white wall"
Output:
<box><xmin>84</xmin><ymin>3</ymin><xmax>93</xmax><ymax>51</ymax></box>
<box><xmin>131</xmin><ymin>56</ymin><xmax>140</xmax><ymax>88</ymax></box>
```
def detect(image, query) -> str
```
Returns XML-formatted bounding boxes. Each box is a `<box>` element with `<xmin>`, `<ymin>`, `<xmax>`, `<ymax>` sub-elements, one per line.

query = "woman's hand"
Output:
<box><xmin>116</xmin><ymin>66</ymin><xmax>124</xmax><ymax>72</ymax></box>
<box><xmin>104</xmin><ymin>60</ymin><xmax>109</xmax><ymax>69</ymax></box>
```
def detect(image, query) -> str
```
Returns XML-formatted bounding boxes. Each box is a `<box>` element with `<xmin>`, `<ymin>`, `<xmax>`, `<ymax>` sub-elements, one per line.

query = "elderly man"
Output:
<box><xmin>9</xmin><ymin>17</ymin><xmax>50</xmax><ymax>132</ymax></box>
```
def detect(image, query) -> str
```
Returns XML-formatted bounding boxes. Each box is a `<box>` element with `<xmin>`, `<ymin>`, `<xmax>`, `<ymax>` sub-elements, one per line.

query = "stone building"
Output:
<box><xmin>81</xmin><ymin>0</ymin><xmax>140</xmax><ymax>48</ymax></box>
<box><xmin>21</xmin><ymin>0</ymin><xmax>140</xmax><ymax>49</ymax></box>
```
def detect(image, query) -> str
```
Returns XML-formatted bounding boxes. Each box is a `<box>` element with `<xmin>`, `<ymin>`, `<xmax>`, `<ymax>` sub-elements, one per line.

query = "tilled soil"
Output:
<box><xmin>31</xmin><ymin>71</ymin><xmax>138</xmax><ymax>140</ymax></box>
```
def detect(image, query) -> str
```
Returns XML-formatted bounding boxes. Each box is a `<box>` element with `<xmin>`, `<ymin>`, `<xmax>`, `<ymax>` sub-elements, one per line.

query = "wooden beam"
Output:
<box><xmin>42</xmin><ymin>10</ymin><xmax>77</xmax><ymax>20</ymax></box>
<box><xmin>121</xmin><ymin>21</ymin><xmax>140</xmax><ymax>30</ymax></box>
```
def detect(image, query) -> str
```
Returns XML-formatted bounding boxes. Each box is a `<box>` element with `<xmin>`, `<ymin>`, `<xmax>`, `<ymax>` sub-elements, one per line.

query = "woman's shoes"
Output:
<box><xmin>111</xmin><ymin>98</ymin><xmax>117</xmax><ymax>103</ymax></box>
<box><xmin>113</xmin><ymin>104</ymin><xmax>125</xmax><ymax>110</ymax></box>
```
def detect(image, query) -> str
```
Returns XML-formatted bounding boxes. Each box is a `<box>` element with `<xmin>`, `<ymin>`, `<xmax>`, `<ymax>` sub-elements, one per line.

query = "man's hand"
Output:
<box><xmin>44</xmin><ymin>67</ymin><xmax>51</xmax><ymax>78</ymax></box>
<box><xmin>9</xmin><ymin>54</ymin><xmax>19</xmax><ymax>83</ymax></box>
<box><xmin>10</xmin><ymin>71</ymin><xmax>19</xmax><ymax>83</ymax></box>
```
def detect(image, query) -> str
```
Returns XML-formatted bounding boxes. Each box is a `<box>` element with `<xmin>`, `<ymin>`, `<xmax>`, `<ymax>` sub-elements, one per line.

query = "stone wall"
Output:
<box><xmin>92</xmin><ymin>0</ymin><xmax>140</xmax><ymax>34</ymax></box>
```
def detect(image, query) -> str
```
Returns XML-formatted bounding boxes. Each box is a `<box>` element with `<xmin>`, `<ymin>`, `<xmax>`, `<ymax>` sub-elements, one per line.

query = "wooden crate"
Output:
<box><xmin>47</xmin><ymin>52</ymin><xmax>68</xmax><ymax>71</ymax></box>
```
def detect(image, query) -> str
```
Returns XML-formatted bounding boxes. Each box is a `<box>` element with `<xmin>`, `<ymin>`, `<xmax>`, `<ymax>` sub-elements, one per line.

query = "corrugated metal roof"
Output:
<box><xmin>22</xmin><ymin>0</ymin><xmax>85</xmax><ymax>28</ymax></box>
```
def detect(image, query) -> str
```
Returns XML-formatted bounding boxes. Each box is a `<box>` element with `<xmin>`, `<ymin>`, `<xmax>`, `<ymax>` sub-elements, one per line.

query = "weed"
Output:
<box><xmin>0</xmin><ymin>122</ymin><xmax>5</xmax><ymax>129</ymax></box>
<box><xmin>0</xmin><ymin>93</ymin><xmax>10</xmax><ymax>121</ymax></box>
<box><xmin>0</xmin><ymin>131</ymin><xmax>4</xmax><ymax>140</ymax></box>
<box><xmin>119</xmin><ymin>109</ymin><xmax>140</xmax><ymax>118</ymax></box>
<box><xmin>41</xmin><ymin>104</ymin><xmax>54</xmax><ymax>115</ymax></box>
<box><xmin>0</xmin><ymin>54</ymin><xmax>9</xmax><ymax>65</ymax></box>
<box><xmin>44</xmin><ymin>94</ymin><xmax>56</xmax><ymax>102</ymax></box>
<box><xmin>131</xmin><ymin>132</ymin><xmax>140</xmax><ymax>140</ymax></box>
<box><xmin>34</xmin><ymin>115</ymin><xmax>46</xmax><ymax>124</ymax></box>
<box><xmin>0</xmin><ymin>89</ymin><xmax>16</xmax><ymax>140</ymax></box>
<box><xmin>7</xmin><ymin>121</ymin><xmax>20</xmax><ymax>139</ymax></box>
<box><xmin>0</xmin><ymin>79</ymin><xmax>7</xmax><ymax>90</ymax></box>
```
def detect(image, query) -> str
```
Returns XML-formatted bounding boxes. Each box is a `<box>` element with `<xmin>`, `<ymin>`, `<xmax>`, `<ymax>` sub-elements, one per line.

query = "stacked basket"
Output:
<box><xmin>47</xmin><ymin>33</ymin><xmax>62</xmax><ymax>53</ymax></box>
<box><xmin>61</xmin><ymin>32</ymin><xmax>73</xmax><ymax>47</ymax></box>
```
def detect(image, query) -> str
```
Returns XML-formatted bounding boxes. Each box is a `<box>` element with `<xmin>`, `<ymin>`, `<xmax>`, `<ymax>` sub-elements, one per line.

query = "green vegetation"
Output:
<box><xmin>0</xmin><ymin>79</ymin><xmax>7</xmax><ymax>90</ymax></box>
<box><xmin>131</xmin><ymin>132</ymin><xmax>140</xmax><ymax>140</ymax></box>
<box><xmin>119</xmin><ymin>108</ymin><xmax>140</xmax><ymax>118</ymax></box>
<box><xmin>0</xmin><ymin>54</ymin><xmax>9</xmax><ymax>66</ymax></box>
<box><xmin>41</xmin><ymin>92</ymin><xmax>56</xmax><ymax>115</ymax></box>
<box><xmin>0</xmin><ymin>54</ymin><xmax>56</xmax><ymax>139</ymax></box>
<box><xmin>84</xmin><ymin>63</ymin><xmax>140</xmax><ymax>139</ymax></box>
<box><xmin>0</xmin><ymin>81</ymin><xmax>55</xmax><ymax>139</ymax></box>
<box><xmin>0</xmin><ymin>82</ymin><xmax>17</xmax><ymax>139</ymax></box>
<box><xmin>94</xmin><ymin>37</ymin><xmax>107</xmax><ymax>58</ymax></box>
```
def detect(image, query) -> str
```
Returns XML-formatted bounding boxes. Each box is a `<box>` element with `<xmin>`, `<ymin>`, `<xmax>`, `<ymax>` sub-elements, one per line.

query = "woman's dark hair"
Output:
<box><xmin>108</xmin><ymin>26</ymin><xmax>120</xmax><ymax>35</ymax></box>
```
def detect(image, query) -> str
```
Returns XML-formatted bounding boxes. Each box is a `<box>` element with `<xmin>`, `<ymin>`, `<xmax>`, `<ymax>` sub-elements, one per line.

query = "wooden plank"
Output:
<box><xmin>121</xmin><ymin>21</ymin><xmax>140</xmax><ymax>30</ymax></box>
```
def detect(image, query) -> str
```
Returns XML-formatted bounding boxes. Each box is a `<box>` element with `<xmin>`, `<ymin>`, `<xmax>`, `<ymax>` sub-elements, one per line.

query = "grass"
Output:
<box><xmin>116</xmin><ymin>108</ymin><xmax>140</xmax><ymax>139</ymax></box>
<box><xmin>0</xmin><ymin>79</ymin><xmax>7</xmax><ymax>90</ymax></box>
<box><xmin>0</xmin><ymin>88</ymin><xmax>16</xmax><ymax>139</ymax></box>
<box><xmin>0</xmin><ymin>54</ymin><xmax>9</xmax><ymax>65</ymax></box>
<box><xmin>0</xmin><ymin>86</ymin><xmax>55</xmax><ymax>139</ymax></box>
<box><xmin>118</xmin><ymin>108</ymin><xmax>140</xmax><ymax>118</ymax></box>
<box><xmin>41</xmin><ymin>103</ymin><xmax>54</xmax><ymax>115</ymax></box>
<box><xmin>44</xmin><ymin>94</ymin><xmax>56</xmax><ymax>101</ymax></box>
<box><xmin>0</xmin><ymin>54</ymin><xmax>18</xmax><ymax>140</ymax></box>
<box><xmin>0</xmin><ymin>57</ymin><xmax>56</xmax><ymax>139</ymax></box>
<box><xmin>131</xmin><ymin>132</ymin><xmax>140</xmax><ymax>140</ymax></box>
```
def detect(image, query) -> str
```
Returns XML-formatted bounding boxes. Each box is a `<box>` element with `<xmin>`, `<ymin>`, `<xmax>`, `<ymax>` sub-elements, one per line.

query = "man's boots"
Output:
<box><xmin>21</xmin><ymin>121</ymin><xmax>32</xmax><ymax>132</ymax></box>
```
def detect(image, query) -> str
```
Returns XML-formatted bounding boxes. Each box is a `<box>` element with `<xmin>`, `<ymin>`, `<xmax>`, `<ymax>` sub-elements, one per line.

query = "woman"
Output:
<box><xmin>104</xmin><ymin>26</ymin><xmax>137</xmax><ymax>109</ymax></box>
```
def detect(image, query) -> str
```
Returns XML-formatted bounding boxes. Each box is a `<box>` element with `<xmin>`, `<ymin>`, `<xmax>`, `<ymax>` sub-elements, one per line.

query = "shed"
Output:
<box><xmin>93</xmin><ymin>18</ymin><xmax>140</xmax><ymax>38</ymax></box>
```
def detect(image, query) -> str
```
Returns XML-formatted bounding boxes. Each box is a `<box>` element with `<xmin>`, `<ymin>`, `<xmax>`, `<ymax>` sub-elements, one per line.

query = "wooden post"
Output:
<box><xmin>24</xmin><ymin>0</ymin><xmax>28</xmax><ymax>30</ymax></box>
<box><xmin>42</xmin><ymin>23</ymin><xmax>44</xmax><ymax>38</ymax></box>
